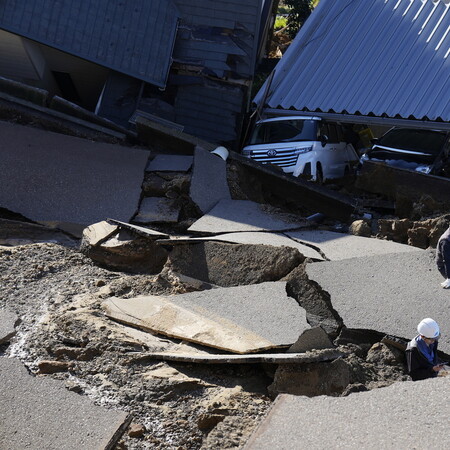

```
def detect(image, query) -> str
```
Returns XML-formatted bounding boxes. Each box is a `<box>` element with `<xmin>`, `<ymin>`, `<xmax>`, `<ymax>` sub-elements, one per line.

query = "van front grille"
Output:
<box><xmin>249</xmin><ymin>147</ymin><xmax>299</xmax><ymax>167</ymax></box>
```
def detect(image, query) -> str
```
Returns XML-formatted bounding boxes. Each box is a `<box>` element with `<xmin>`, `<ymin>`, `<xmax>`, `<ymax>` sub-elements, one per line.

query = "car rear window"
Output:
<box><xmin>248</xmin><ymin>119</ymin><xmax>318</xmax><ymax>145</ymax></box>
<box><xmin>378</xmin><ymin>129</ymin><xmax>446</xmax><ymax>156</ymax></box>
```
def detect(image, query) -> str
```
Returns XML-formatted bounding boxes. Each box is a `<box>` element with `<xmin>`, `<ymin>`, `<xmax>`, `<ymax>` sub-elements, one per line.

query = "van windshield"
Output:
<box><xmin>248</xmin><ymin>119</ymin><xmax>318</xmax><ymax>145</ymax></box>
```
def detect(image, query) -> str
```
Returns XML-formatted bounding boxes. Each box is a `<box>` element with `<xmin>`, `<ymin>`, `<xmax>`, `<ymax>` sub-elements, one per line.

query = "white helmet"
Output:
<box><xmin>417</xmin><ymin>318</ymin><xmax>440</xmax><ymax>339</ymax></box>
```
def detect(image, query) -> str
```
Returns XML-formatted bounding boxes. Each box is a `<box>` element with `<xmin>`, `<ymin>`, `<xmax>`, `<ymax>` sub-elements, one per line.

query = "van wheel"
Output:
<box><xmin>315</xmin><ymin>164</ymin><xmax>323</xmax><ymax>184</ymax></box>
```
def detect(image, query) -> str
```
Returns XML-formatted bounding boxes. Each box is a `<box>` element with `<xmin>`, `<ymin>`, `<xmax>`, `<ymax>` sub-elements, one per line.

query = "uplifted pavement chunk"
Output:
<box><xmin>0</xmin><ymin>357</ymin><xmax>129</xmax><ymax>450</ymax></box>
<box><xmin>286</xmin><ymin>229</ymin><xmax>421</xmax><ymax>260</ymax></box>
<box><xmin>306</xmin><ymin>250</ymin><xmax>450</xmax><ymax>354</ymax></box>
<box><xmin>0</xmin><ymin>309</ymin><xmax>18</xmax><ymax>344</ymax></box>
<box><xmin>102</xmin><ymin>282</ymin><xmax>309</xmax><ymax>354</ymax></box>
<box><xmin>164</xmin><ymin>241</ymin><xmax>304</xmax><ymax>287</ymax></box>
<box><xmin>189</xmin><ymin>146</ymin><xmax>231</xmax><ymax>214</ymax></box>
<box><xmin>0</xmin><ymin>120</ymin><xmax>149</xmax><ymax>226</ymax></box>
<box><xmin>188</xmin><ymin>200</ymin><xmax>308</xmax><ymax>234</ymax></box>
<box><xmin>146</xmin><ymin>154</ymin><xmax>193</xmax><ymax>172</ymax></box>
<box><xmin>160</xmin><ymin>232</ymin><xmax>323</xmax><ymax>260</ymax></box>
<box><xmin>246</xmin><ymin>377</ymin><xmax>450</xmax><ymax>449</ymax></box>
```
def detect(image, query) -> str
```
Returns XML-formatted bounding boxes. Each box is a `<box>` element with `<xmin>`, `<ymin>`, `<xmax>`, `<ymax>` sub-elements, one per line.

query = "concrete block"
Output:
<box><xmin>286</xmin><ymin>229</ymin><xmax>422</xmax><ymax>261</ymax></box>
<box><xmin>246</xmin><ymin>377</ymin><xmax>450</xmax><ymax>449</ymax></box>
<box><xmin>306</xmin><ymin>250</ymin><xmax>450</xmax><ymax>354</ymax></box>
<box><xmin>189</xmin><ymin>146</ymin><xmax>231</xmax><ymax>214</ymax></box>
<box><xmin>0</xmin><ymin>121</ymin><xmax>150</xmax><ymax>226</ymax></box>
<box><xmin>146</xmin><ymin>154</ymin><xmax>193</xmax><ymax>172</ymax></box>
<box><xmin>0</xmin><ymin>357</ymin><xmax>129</xmax><ymax>450</ymax></box>
<box><xmin>102</xmin><ymin>282</ymin><xmax>309</xmax><ymax>354</ymax></box>
<box><xmin>188</xmin><ymin>200</ymin><xmax>309</xmax><ymax>234</ymax></box>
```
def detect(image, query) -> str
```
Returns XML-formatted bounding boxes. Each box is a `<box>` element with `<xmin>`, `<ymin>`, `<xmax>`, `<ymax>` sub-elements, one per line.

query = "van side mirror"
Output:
<box><xmin>370</xmin><ymin>138</ymin><xmax>379</xmax><ymax>145</ymax></box>
<box><xmin>320</xmin><ymin>135</ymin><xmax>328</xmax><ymax>147</ymax></box>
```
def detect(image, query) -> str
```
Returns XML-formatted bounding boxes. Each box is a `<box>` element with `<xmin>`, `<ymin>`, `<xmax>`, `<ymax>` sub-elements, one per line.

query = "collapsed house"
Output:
<box><xmin>0</xmin><ymin>0</ymin><xmax>276</xmax><ymax>147</ymax></box>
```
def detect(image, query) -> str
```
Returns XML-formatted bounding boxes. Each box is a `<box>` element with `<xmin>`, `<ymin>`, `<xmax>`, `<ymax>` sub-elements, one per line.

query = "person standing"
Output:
<box><xmin>406</xmin><ymin>318</ymin><xmax>446</xmax><ymax>381</ymax></box>
<box><xmin>436</xmin><ymin>226</ymin><xmax>450</xmax><ymax>288</ymax></box>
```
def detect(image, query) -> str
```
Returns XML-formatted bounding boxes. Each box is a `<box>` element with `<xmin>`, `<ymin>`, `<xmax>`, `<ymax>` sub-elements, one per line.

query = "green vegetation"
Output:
<box><xmin>274</xmin><ymin>15</ymin><xmax>287</xmax><ymax>31</ymax></box>
<box><xmin>283</xmin><ymin>0</ymin><xmax>315</xmax><ymax>38</ymax></box>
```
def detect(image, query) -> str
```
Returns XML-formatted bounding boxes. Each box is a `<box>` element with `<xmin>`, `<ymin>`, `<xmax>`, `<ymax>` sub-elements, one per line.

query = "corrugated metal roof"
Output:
<box><xmin>256</xmin><ymin>0</ymin><xmax>450</xmax><ymax>122</ymax></box>
<box><xmin>0</xmin><ymin>0</ymin><xmax>180</xmax><ymax>87</ymax></box>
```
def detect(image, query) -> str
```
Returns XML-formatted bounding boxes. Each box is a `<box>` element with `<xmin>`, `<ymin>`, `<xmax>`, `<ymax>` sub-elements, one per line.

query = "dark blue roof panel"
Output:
<box><xmin>0</xmin><ymin>0</ymin><xmax>180</xmax><ymax>87</ymax></box>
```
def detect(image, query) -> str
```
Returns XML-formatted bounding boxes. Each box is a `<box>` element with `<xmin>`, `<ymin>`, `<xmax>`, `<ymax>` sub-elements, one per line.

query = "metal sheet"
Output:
<box><xmin>256</xmin><ymin>0</ymin><xmax>450</xmax><ymax>122</ymax></box>
<box><xmin>0</xmin><ymin>0</ymin><xmax>180</xmax><ymax>87</ymax></box>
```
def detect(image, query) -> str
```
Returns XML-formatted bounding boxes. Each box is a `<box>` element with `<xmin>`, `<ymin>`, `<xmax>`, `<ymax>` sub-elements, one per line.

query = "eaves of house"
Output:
<box><xmin>0</xmin><ymin>0</ymin><xmax>180</xmax><ymax>88</ymax></box>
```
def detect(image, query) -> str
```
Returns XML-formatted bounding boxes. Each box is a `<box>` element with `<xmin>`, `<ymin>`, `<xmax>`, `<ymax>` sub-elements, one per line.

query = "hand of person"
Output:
<box><xmin>432</xmin><ymin>365</ymin><xmax>444</xmax><ymax>372</ymax></box>
<box><xmin>440</xmin><ymin>278</ymin><xmax>450</xmax><ymax>288</ymax></box>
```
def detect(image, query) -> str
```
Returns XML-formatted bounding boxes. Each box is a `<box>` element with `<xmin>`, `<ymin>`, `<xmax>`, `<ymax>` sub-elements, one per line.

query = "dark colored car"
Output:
<box><xmin>359</xmin><ymin>127</ymin><xmax>450</xmax><ymax>177</ymax></box>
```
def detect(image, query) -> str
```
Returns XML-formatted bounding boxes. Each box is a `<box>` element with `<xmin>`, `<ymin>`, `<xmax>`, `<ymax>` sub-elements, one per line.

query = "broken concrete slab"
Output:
<box><xmin>107</xmin><ymin>219</ymin><xmax>169</xmax><ymax>239</ymax></box>
<box><xmin>189</xmin><ymin>146</ymin><xmax>231</xmax><ymax>214</ymax></box>
<box><xmin>133</xmin><ymin>197</ymin><xmax>180</xmax><ymax>224</ymax></box>
<box><xmin>246</xmin><ymin>377</ymin><xmax>450</xmax><ymax>449</ymax></box>
<box><xmin>0</xmin><ymin>309</ymin><xmax>18</xmax><ymax>344</ymax></box>
<box><xmin>164</xmin><ymin>241</ymin><xmax>304</xmax><ymax>287</ymax></box>
<box><xmin>136</xmin><ymin>116</ymin><xmax>216</xmax><ymax>154</ymax></box>
<box><xmin>129</xmin><ymin>348</ymin><xmax>344</xmax><ymax>365</ymax></box>
<box><xmin>158</xmin><ymin>232</ymin><xmax>323</xmax><ymax>260</ymax></box>
<box><xmin>102</xmin><ymin>282</ymin><xmax>309</xmax><ymax>354</ymax></box>
<box><xmin>287</xmin><ymin>326</ymin><xmax>334</xmax><ymax>353</ymax></box>
<box><xmin>81</xmin><ymin>225</ymin><xmax>168</xmax><ymax>273</ymax></box>
<box><xmin>268</xmin><ymin>357</ymin><xmax>351</xmax><ymax>398</ymax></box>
<box><xmin>0</xmin><ymin>120</ymin><xmax>150</xmax><ymax>226</ymax></box>
<box><xmin>0</xmin><ymin>356</ymin><xmax>129</xmax><ymax>450</ymax></box>
<box><xmin>146</xmin><ymin>154</ymin><xmax>193</xmax><ymax>172</ymax></box>
<box><xmin>0</xmin><ymin>219</ymin><xmax>77</xmax><ymax>247</ymax></box>
<box><xmin>306</xmin><ymin>250</ymin><xmax>450</xmax><ymax>354</ymax></box>
<box><xmin>188</xmin><ymin>200</ymin><xmax>309</xmax><ymax>234</ymax></box>
<box><xmin>286</xmin><ymin>229</ymin><xmax>422</xmax><ymax>261</ymax></box>
<box><xmin>228</xmin><ymin>152</ymin><xmax>356</xmax><ymax>222</ymax></box>
<box><xmin>81</xmin><ymin>220</ymin><xmax>118</xmax><ymax>246</ymax></box>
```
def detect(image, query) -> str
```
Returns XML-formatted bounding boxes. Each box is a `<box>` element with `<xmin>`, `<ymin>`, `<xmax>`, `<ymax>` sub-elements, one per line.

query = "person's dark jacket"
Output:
<box><xmin>436</xmin><ymin>227</ymin><xmax>450</xmax><ymax>278</ymax></box>
<box><xmin>406</xmin><ymin>338</ymin><xmax>438</xmax><ymax>381</ymax></box>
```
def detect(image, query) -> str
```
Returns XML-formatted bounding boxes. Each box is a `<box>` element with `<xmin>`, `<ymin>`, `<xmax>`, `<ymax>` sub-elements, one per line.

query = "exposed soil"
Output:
<box><xmin>0</xmin><ymin>240</ymin><xmax>414</xmax><ymax>449</ymax></box>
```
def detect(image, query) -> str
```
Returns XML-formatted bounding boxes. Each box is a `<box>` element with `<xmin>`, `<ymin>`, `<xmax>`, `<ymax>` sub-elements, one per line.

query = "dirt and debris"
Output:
<box><xmin>1</xmin><ymin>114</ymin><xmax>450</xmax><ymax>448</ymax></box>
<box><xmin>0</xmin><ymin>236</ymin><xmax>429</xmax><ymax>449</ymax></box>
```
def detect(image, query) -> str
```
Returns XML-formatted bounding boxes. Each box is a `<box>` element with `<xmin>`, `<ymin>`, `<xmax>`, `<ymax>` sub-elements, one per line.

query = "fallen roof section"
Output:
<box><xmin>306</xmin><ymin>250</ymin><xmax>450</xmax><ymax>355</ymax></box>
<box><xmin>0</xmin><ymin>356</ymin><xmax>130</xmax><ymax>450</ymax></box>
<box><xmin>245</xmin><ymin>377</ymin><xmax>450</xmax><ymax>449</ymax></box>
<box><xmin>102</xmin><ymin>282</ymin><xmax>309</xmax><ymax>354</ymax></box>
<box><xmin>286</xmin><ymin>229</ymin><xmax>422</xmax><ymax>261</ymax></box>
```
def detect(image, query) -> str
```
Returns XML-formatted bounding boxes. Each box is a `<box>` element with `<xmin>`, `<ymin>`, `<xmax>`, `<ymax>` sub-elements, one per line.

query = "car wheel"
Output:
<box><xmin>315</xmin><ymin>164</ymin><xmax>323</xmax><ymax>184</ymax></box>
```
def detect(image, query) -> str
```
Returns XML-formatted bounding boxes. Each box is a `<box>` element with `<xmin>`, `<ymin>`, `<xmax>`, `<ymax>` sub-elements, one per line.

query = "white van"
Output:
<box><xmin>242</xmin><ymin>116</ymin><xmax>359</xmax><ymax>182</ymax></box>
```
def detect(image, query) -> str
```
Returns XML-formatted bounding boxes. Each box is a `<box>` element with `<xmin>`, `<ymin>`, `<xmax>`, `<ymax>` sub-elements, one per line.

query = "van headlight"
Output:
<box><xmin>242</xmin><ymin>148</ymin><xmax>251</xmax><ymax>156</ymax></box>
<box><xmin>295</xmin><ymin>146</ymin><xmax>313</xmax><ymax>154</ymax></box>
<box><xmin>415</xmin><ymin>165</ymin><xmax>431</xmax><ymax>174</ymax></box>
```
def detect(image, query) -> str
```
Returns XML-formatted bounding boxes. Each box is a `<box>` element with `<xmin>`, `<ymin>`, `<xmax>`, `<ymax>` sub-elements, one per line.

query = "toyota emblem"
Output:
<box><xmin>267</xmin><ymin>149</ymin><xmax>277</xmax><ymax>157</ymax></box>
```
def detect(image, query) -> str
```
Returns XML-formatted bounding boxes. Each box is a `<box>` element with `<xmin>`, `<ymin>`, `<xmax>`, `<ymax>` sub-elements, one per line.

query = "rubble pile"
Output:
<box><xmin>1</xmin><ymin>119</ymin><xmax>449</xmax><ymax>449</ymax></box>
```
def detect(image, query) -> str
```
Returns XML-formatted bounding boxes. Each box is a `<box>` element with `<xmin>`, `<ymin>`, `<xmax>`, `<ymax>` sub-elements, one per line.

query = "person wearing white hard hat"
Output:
<box><xmin>436</xmin><ymin>225</ymin><xmax>450</xmax><ymax>288</ymax></box>
<box><xmin>406</xmin><ymin>318</ymin><xmax>446</xmax><ymax>381</ymax></box>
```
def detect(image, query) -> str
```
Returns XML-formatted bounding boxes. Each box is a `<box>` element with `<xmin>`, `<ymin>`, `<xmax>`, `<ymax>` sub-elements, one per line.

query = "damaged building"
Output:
<box><xmin>0</xmin><ymin>0</ymin><xmax>276</xmax><ymax>146</ymax></box>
